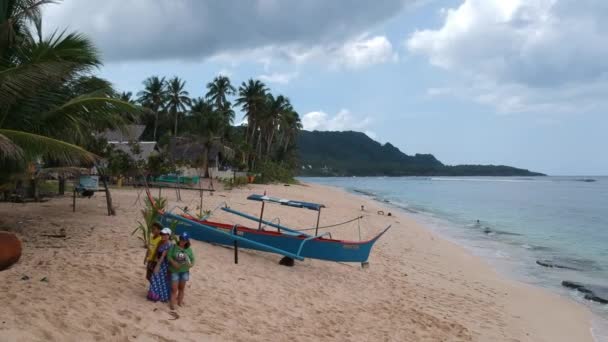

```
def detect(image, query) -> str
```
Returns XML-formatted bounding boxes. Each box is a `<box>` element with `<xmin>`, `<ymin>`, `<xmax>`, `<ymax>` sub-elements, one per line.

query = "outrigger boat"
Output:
<box><xmin>154</xmin><ymin>192</ymin><xmax>390</xmax><ymax>266</ymax></box>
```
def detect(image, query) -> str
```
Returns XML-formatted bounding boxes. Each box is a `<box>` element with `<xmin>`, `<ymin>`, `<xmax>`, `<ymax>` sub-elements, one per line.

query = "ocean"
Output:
<box><xmin>301</xmin><ymin>176</ymin><xmax>608</xmax><ymax>338</ymax></box>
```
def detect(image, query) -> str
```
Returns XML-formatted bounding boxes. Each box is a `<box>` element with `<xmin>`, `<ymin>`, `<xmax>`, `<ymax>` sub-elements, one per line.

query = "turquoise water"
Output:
<box><xmin>302</xmin><ymin>176</ymin><xmax>608</xmax><ymax>334</ymax></box>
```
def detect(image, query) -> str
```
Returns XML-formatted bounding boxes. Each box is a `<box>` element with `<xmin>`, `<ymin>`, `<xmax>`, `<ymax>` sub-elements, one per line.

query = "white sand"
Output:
<box><xmin>0</xmin><ymin>183</ymin><xmax>593</xmax><ymax>341</ymax></box>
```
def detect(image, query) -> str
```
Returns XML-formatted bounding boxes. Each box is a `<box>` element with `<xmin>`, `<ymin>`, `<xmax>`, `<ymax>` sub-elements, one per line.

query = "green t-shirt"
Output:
<box><xmin>168</xmin><ymin>244</ymin><xmax>195</xmax><ymax>273</ymax></box>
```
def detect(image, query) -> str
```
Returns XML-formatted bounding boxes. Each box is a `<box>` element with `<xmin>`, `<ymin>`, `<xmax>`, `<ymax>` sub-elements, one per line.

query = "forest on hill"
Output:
<box><xmin>297</xmin><ymin>131</ymin><xmax>544</xmax><ymax>177</ymax></box>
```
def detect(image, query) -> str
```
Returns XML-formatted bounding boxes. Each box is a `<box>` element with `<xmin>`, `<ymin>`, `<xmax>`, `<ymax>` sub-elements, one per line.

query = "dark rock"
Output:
<box><xmin>537</xmin><ymin>260</ymin><xmax>581</xmax><ymax>271</ymax></box>
<box><xmin>279</xmin><ymin>256</ymin><xmax>295</xmax><ymax>267</ymax></box>
<box><xmin>562</xmin><ymin>281</ymin><xmax>608</xmax><ymax>304</ymax></box>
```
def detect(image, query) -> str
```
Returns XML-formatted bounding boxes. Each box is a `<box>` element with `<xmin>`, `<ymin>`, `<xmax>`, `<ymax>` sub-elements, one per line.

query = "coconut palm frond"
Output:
<box><xmin>0</xmin><ymin>129</ymin><xmax>97</xmax><ymax>165</ymax></box>
<box><xmin>39</xmin><ymin>94</ymin><xmax>140</xmax><ymax>140</ymax></box>
<box><xmin>0</xmin><ymin>132</ymin><xmax>24</xmax><ymax>159</ymax></box>
<box><xmin>36</xmin><ymin>166</ymin><xmax>87</xmax><ymax>176</ymax></box>
<box><xmin>0</xmin><ymin>32</ymin><xmax>100</xmax><ymax>106</ymax></box>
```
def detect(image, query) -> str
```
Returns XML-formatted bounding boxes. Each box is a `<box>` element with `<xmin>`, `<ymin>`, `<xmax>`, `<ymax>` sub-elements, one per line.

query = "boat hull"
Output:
<box><xmin>160</xmin><ymin>213</ymin><xmax>389</xmax><ymax>263</ymax></box>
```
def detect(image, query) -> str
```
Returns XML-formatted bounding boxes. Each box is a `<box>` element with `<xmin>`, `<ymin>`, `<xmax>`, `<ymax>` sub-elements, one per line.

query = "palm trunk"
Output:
<box><xmin>174</xmin><ymin>110</ymin><xmax>178</xmax><ymax>136</ymax></box>
<box><xmin>266</xmin><ymin>128</ymin><xmax>276</xmax><ymax>157</ymax></box>
<box><xmin>283</xmin><ymin>135</ymin><xmax>290</xmax><ymax>153</ymax></box>
<box><xmin>153</xmin><ymin>111</ymin><xmax>159</xmax><ymax>141</ymax></box>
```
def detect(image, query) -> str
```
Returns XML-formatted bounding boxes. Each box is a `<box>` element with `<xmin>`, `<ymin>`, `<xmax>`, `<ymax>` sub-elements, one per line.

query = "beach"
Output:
<box><xmin>0</xmin><ymin>182</ymin><xmax>593</xmax><ymax>342</ymax></box>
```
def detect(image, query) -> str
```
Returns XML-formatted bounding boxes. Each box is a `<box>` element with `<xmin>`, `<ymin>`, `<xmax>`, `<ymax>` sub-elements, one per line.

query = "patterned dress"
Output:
<box><xmin>147</xmin><ymin>242</ymin><xmax>171</xmax><ymax>302</ymax></box>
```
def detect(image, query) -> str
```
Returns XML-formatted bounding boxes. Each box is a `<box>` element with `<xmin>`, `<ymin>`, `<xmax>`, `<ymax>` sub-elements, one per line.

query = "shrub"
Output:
<box><xmin>131</xmin><ymin>196</ymin><xmax>167</xmax><ymax>248</ymax></box>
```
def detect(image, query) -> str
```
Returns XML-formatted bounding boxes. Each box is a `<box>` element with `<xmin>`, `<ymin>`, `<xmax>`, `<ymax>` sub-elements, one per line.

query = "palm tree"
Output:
<box><xmin>205</xmin><ymin>75</ymin><xmax>235</xmax><ymax>126</ymax></box>
<box><xmin>261</xmin><ymin>94</ymin><xmax>291</xmax><ymax>157</ymax></box>
<box><xmin>235</xmin><ymin>79</ymin><xmax>267</xmax><ymax>145</ymax></box>
<box><xmin>137</xmin><ymin>76</ymin><xmax>167</xmax><ymax>141</ymax></box>
<box><xmin>118</xmin><ymin>91</ymin><xmax>135</xmax><ymax>104</ymax></box>
<box><xmin>165</xmin><ymin>76</ymin><xmax>191</xmax><ymax>136</ymax></box>
<box><xmin>184</xmin><ymin>97</ymin><xmax>229</xmax><ymax>176</ymax></box>
<box><xmin>0</xmin><ymin>0</ymin><xmax>137</xmax><ymax>171</ymax></box>
<box><xmin>278</xmin><ymin>109</ymin><xmax>302</xmax><ymax>153</ymax></box>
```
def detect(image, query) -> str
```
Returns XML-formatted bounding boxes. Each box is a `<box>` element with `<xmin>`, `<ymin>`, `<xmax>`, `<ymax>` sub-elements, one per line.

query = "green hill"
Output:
<box><xmin>296</xmin><ymin>130</ymin><xmax>544</xmax><ymax>176</ymax></box>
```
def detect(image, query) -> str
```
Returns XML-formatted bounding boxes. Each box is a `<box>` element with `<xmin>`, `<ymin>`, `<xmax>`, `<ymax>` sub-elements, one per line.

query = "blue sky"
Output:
<box><xmin>45</xmin><ymin>0</ymin><xmax>608</xmax><ymax>175</ymax></box>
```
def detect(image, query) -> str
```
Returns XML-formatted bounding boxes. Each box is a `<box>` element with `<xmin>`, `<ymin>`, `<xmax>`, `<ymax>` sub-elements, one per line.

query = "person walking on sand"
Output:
<box><xmin>144</xmin><ymin>223</ymin><xmax>162</xmax><ymax>282</ymax></box>
<box><xmin>168</xmin><ymin>232</ymin><xmax>195</xmax><ymax>310</ymax></box>
<box><xmin>147</xmin><ymin>228</ymin><xmax>173</xmax><ymax>302</ymax></box>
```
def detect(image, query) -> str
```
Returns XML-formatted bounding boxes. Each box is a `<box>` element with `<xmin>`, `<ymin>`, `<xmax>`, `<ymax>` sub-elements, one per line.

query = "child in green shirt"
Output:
<box><xmin>168</xmin><ymin>232</ymin><xmax>195</xmax><ymax>310</ymax></box>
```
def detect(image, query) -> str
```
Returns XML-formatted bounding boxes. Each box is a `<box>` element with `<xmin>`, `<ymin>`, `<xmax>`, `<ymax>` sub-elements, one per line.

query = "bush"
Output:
<box><xmin>219</xmin><ymin>176</ymin><xmax>249</xmax><ymax>190</ymax></box>
<box><xmin>131</xmin><ymin>196</ymin><xmax>167</xmax><ymax>248</ymax></box>
<box><xmin>253</xmin><ymin>160</ymin><xmax>295</xmax><ymax>184</ymax></box>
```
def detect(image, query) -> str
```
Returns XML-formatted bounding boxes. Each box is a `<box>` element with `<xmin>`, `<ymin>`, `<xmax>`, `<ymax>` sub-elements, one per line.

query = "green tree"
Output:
<box><xmin>205</xmin><ymin>75</ymin><xmax>235</xmax><ymax>127</ymax></box>
<box><xmin>165</xmin><ymin>76</ymin><xmax>191</xmax><ymax>136</ymax></box>
<box><xmin>0</xmin><ymin>0</ymin><xmax>136</xmax><ymax>176</ymax></box>
<box><xmin>137</xmin><ymin>76</ymin><xmax>167</xmax><ymax>141</ymax></box>
<box><xmin>236</xmin><ymin>79</ymin><xmax>267</xmax><ymax>145</ymax></box>
<box><xmin>118</xmin><ymin>91</ymin><xmax>135</xmax><ymax>104</ymax></box>
<box><xmin>183</xmin><ymin>97</ymin><xmax>227</xmax><ymax>176</ymax></box>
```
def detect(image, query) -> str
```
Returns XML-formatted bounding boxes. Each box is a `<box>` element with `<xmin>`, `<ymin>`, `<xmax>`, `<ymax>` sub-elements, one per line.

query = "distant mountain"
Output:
<box><xmin>296</xmin><ymin>130</ymin><xmax>544</xmax><ymax>176</ymax></box>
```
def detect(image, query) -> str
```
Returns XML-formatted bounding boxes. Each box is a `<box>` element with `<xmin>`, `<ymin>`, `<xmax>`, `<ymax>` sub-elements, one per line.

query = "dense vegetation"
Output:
<box><xmin>0</xmin><ymin>0</ymin><xmax>137</xmax><ymax>189</ymax></box>
<box><xmin>297</xmin><ymin>131</ymin><xmax>544</xmax><ymax>176</ymax></box>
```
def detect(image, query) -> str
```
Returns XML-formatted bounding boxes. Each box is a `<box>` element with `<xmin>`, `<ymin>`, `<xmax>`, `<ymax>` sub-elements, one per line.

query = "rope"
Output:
<box><xmin>297</xmin><ymin>215</ymin><xmax>364</xmax><ymax>232</ymax></box>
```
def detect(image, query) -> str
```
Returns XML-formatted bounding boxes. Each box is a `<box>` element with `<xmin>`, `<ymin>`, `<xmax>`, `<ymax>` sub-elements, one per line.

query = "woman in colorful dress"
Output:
<box><xmin>147</xmin><ymin>227</ymin><xmax>172</xmax><ymax>302</ymax></box>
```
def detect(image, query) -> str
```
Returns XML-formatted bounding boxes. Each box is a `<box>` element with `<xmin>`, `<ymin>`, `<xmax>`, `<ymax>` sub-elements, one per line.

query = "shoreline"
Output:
<box><xmin>312</xmin><ymin>182</ymin><xmax>606</xmax><ymax>342</ymax></box>
<box><xmin>323</xmin><ymin>180</ymin><xmax>608</xmax><ymax>339</ymax></box>
<box><xmin>318</xmin><ymin>181</ymin><xmax>602</xmax><ymax>341</ymax></box>
<box><xmin>0</xmin><ymin>183</ymin><xmax>595</xmax><ymax>341</ymax></box>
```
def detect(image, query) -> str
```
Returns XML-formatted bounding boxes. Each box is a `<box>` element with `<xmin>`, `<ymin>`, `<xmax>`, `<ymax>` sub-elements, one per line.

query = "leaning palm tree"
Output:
<box><xmin>205</xmin><ymin>75</ymin><xmax>236</xmax><ymax>126</ymax></box>
<box><xmin>0</xmin><ymin>0</ymin><xmax>137</xmax><ymax>173</ymax></box>
<box><xmin>165</xmin><ymin>76</ymin><xmax>191</xmax><ymax>136</ymax></box>
<box><xmin>261</xmin><ymin>94</ymin><xmax>290</xmax><ymax>157</ymax></box>
<box><xmin>137</xmin><ymin>76</ymin><xmax>167</xmax><ymax>141</ymax></box>
<box><xmin>235</xmin><ymin>79</ymin><xmax>267</xmax><ymax>145</ymax></box>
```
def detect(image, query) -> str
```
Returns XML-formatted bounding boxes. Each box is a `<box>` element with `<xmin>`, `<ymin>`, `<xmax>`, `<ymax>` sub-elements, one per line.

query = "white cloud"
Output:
<box><xmin>334</xmin><ymin>35</ymin><xmax>398</xmax><ymax>69</ymax></box>
<box><xmin>407</xmin><ymin>0</ymin><xmax>608</xmax><ymax>113</ymax></box>
<box><xmin>258</xmin><ymin>71</ymin><xmax>299</xmax><ymax>84</ymax></box>
<box><xmin>302</xmin><ymin>109</ymin><xmax>375</xmax><ymax>137</ymax></box>
<box><xmin>44</xmin><ymin>0</ymin><xmax>409</xmax><ymax>63</ymax></box>
<box><xmin>217</xmin><ymin>68</ymin><xmax>233</xmax><ymax>77</ymax></box>
<box><xmin>284</xmin><ymin>34</ymin><xmax>397</xmax><ymax>69</ymax></box>
<box><xmin>212</xmin><ymin>34</ymin><xmax>398</xmax><ymax>70</ymax></box>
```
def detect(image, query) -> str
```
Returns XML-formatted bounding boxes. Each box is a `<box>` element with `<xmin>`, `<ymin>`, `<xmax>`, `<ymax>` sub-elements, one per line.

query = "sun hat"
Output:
<box><xmin>160</xmin><ymin>228</ymin><xmax>172</xmax><ymax>235</ymax></box>
<box><xmin>179</xmin><ymin>232</ymin><xmax>190</xmax><ymax>241</ymax></box>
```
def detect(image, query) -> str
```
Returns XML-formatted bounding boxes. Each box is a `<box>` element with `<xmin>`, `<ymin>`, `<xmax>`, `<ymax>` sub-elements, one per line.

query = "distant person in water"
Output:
<box><xmin>168</xmin><ymin>232</ymin><xmax>195</xmax><ymax>310</ymax></box>
<box><xmin>147</xmin><ymin>228</ymin><xmax>173</xmax><ymax>302</ymax></box>
<box><xmin>144</xmin><ymin>223</ymin><xmax>162</xmax><ymax>282</ymax></box>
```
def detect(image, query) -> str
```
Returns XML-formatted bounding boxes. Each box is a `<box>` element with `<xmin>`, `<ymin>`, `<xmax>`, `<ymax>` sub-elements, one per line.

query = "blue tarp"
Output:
<box><xmin>247</xmin><ymin>194</ymin><xmax>325</xmax><ymax>211</ymax></box>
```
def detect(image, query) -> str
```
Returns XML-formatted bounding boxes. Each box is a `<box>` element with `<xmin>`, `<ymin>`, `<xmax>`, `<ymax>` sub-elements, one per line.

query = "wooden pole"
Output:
<box><xmin>314</xmin><ymin>208</ymin><xmax>322</xmax><ymax>236</ymax></box>
<box><xmin>72</xmin><ymin>188</ymin><xmax>76</xmax><ymax>212</ymax></box>
<box><xmin>98</xmin><ymin>171</ymin><xmax>114</xmax><ymax>216</ymax></box>
<box><xmin>258</xmin><ymin>201</ymin><xmax>265</xmax><ymax>230</ymax></box>
<box><xmin>233</xmin><ymin>225</ymin><xmax>239</xmax><ymax>264</ymax></box>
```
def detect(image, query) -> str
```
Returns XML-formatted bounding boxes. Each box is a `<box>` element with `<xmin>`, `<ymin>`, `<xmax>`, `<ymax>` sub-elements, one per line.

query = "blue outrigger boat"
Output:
<box><xmin>155</xmin><ymin>193</ymin><xmax>390</xmax><ymax>266</ymax></box>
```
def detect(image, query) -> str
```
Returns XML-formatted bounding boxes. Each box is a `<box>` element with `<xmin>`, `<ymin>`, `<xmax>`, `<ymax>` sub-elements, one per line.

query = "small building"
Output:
<box><xmin>99</xmin><ymin>125</ymin><xmax>158</xmax><ymax>162</ymax></box>
<box><xmin>168</xmin><ymin>137</ymin><xmax>235</xmax><ymax>178</ymax></box>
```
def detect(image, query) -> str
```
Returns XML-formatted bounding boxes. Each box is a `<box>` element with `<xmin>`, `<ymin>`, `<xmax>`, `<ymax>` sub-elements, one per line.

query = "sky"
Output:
<box><xmin>44</xmin><ymin>0</ymin><xmax>608</xmax><ymax>175</ymax></box>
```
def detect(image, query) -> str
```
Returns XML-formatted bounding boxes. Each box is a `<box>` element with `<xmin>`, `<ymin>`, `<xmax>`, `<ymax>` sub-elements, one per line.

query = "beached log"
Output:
<box><xmin>0</xmin><ymin>232</ymin><xmax>22</xmax><ymax>271</ymax></box>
